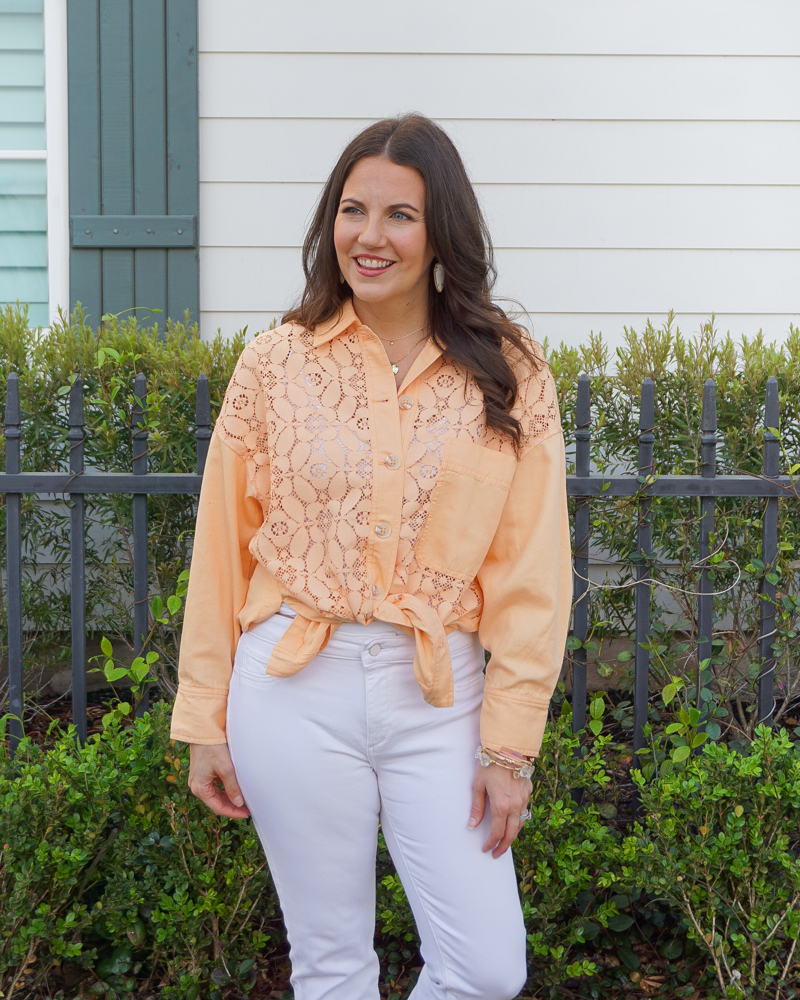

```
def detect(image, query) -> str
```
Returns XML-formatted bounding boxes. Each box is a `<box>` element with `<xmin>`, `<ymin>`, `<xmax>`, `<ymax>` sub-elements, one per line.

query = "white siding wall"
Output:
<box><xmin>197</xmin><ymin>0</ymin><xmax>800</xmax><ymax>349</ymax></box>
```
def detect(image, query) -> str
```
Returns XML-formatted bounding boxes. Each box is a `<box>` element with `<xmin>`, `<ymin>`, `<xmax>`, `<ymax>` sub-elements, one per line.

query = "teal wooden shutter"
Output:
<box><xmin>0</xmin><ymin>0</ymin><xmax>48</xmax><ymax>328</ymax></box>
<box><xmin>67</xmin><ymin>0</ymin><xmax>198</xmax><ymax>327</ymax></box>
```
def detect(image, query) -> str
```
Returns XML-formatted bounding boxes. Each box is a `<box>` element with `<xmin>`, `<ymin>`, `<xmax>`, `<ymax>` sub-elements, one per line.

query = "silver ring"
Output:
<box><xmin>518</xmin><ymin>808</ymin><xmax>532</xmax><ymax>823</ymax></box>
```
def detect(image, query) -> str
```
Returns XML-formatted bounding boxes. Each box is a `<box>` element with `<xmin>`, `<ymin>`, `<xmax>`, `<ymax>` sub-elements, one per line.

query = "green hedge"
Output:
<box><xmin>0</xmin><ymin>305</ymin><xmax>245</xmax><ymax>693</ymax></box>
<box><xmin>2</xmin><ymin>305</ymin><xmax>799</xmax><ymax>743</ymax></box>
<box><xmin>2</xmin><ymin>305</ymin><xmax>800</xmax><ymax>996</ymax></box>
<box><xmin>0</xmin><ymin>706</ymin><xmax>278</xmax><ymax>1000</ymax></box>
<box><xmin>1</xmin><ymin>705</ymin><xmax>799</xmax><ymax>998</ymax></box>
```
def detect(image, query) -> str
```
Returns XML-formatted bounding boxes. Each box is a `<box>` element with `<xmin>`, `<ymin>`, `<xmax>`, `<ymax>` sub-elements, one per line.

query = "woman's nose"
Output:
<box><xmin>358</xmin><ymin>214</ymin><xmax>386</xmax><ymax>249</ymax></box>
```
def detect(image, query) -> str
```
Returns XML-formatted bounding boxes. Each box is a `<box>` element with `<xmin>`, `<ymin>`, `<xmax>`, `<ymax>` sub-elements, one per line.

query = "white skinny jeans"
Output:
<box><xmin>226</xmin><ymin>606</ymin><xmax>528</xmax><ymax>1000</ymax></box>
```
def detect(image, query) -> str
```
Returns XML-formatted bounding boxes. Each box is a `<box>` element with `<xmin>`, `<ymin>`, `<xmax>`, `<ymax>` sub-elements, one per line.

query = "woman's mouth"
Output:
<box><xmin>353</xmin><ymin>257</ymin><xmax>396</xmax><ymax>277</ymax></box>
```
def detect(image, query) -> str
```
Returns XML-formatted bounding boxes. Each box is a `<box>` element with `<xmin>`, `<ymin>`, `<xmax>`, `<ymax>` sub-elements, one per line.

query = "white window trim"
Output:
<box><xmin>44</xmin><ymin>0</ymin><xmax>69</xmax><ymax>327</ymax></box>
<box><xmin>0</xmin><ymin>149</ymin><xmax>47</xmax><ymax>159</ymax></box>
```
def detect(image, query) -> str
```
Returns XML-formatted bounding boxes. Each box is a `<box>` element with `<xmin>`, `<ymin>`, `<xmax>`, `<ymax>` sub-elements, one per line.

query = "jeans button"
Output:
<box><xmin>369</xmin><ymin>644</ymin><xmax>381</xmax><ymax>657</ymax></box>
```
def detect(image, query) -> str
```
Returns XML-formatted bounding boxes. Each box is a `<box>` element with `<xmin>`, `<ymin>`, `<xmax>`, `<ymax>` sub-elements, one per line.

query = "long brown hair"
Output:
<box><xmin>283</xmin><ymin>114</ymin><xmax>542</xmax><ymax>451</ymax></box>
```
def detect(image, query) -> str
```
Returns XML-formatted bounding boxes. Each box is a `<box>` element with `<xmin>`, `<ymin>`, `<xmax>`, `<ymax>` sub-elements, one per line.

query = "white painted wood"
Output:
<box><xmin>198</xmin><ymin>0</ymin><xmax>800</xmax><ymax>57</ymax></box>
<box><xmin>0</xmin><ymin>148</ymin><xmax>47</xmax><ymax>159</ymax></box>
<box><xmin>493</xmin><ymin>249</ymin><xmax>800</xmax><ymax>314</ymax></box>
<box><xmin>201</xmin><ymin>247</ymin><xmax>303</xmax><ymax>312</ymax></box>
<box><xmin>483</xmin><ymin>186</ymin><xmax>800</xmax><ymax>251</ymax></box>
<box><xmin>200</xmin><ymin>246</ymin><xmax>800</xmax><ymax>315</ymax></box>
<box><xmin>200</xmin><ymin>311</ymin><xmax>282</xmax><ymax>339</ymax></box>
<box><xmin>196</xmin><ymin>4</ymin><xmax>800</xmax><ymax>347</ymax></box>
<box><xmin>199</xmin><ymin>183</ymin><xmax>316</xmax><ymax>247</ymax></box>
<box><xmin>200</xmin><ymin>182</ymin><xmax>800</xmax><ymax>251</ymax></box>
<box><xmin>199</xmin><ymin>119</ymin><xmax>800</xmax><ymax>186</ymax></box>
<box><xmin>44</xmin><ymin>0</ymin><xmax>69</xmax><ymax>326</ymax></box>
<box><xmin>199</xmin><ymin>53</ymin><xmax>800</xmax><ymax>121</ymax></box>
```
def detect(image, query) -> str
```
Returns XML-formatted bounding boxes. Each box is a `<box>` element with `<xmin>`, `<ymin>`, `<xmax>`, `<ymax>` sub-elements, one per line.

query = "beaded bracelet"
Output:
<box><xmin>475</xmin><ymin>745</ymin><xmax>535</xmax><ymax>779</ymax></box>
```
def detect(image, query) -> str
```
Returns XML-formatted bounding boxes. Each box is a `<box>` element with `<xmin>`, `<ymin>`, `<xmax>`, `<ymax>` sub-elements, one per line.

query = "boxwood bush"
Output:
<box><xmin>2</xmin><ymin>304</ymin><xmax>798</xmax><ymax>734</ymax></box>
<box><xmin>2</xmin><ymin>304</ymin><xmax>800</xmax><ymax>996</ymax></box>
<box><xmin>1</xmin><ymin>704</ymin><xmax>799</xmax><ymax>998</ymax></box>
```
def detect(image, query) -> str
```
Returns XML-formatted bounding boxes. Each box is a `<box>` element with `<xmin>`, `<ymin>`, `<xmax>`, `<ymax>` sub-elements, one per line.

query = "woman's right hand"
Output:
<box><xmin>188</xmin><ymin>743</ymin><xmax>251</xmax><ymax>819</ymax></box>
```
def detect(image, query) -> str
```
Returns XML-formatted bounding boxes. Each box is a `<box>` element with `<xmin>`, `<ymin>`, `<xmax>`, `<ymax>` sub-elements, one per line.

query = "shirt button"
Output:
<box><xmin>385</xmin><ymin>453</ymin><xmax>401</xmax><ymax>470</ymax></box>
<box><xmin>374</xmin><ymin>522</ymin><xmax>392</xmax><ymax>538</ymax></box>
<box><xmin>371</xmin><ymin>585</ymin><xmax>385</xmax><ymax>600</ymax></box>
<box><xmin>398</xmin><ymin>395</ymin><xmax>414</xmax><ymax>410</ymax></box>
<box><xmin>369</xmin><ymin>644</ymin><xmax>381</xmax><ymax>656</ymax></box>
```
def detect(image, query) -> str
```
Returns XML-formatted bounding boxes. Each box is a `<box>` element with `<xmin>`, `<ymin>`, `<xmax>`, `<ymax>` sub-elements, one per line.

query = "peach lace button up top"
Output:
<box><xmin>170</xmin><ymin>300</ymin><xmax>572</xmax><ymax>757</ymax></box>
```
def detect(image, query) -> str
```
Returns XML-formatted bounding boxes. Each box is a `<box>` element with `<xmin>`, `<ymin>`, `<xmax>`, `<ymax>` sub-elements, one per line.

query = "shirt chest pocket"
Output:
<box><xmin>415</xmin><ymin>438</ymin><xmax>517</xmax><ymax>582</ymax></box>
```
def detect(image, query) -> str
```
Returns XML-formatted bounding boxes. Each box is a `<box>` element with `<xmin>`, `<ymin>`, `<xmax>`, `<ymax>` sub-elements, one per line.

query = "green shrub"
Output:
<box><xmin>0</xmin><ymin>720</ymin><xmax>121</xmax><ymax>982</ymax></box>
<box><xmin>3</xmin><ymin>305</ymin><xmax>800</xmax><ymax>745</ymax></box>
<box><xmin>2</xmin><ymin>703</ymin><xmax>800</xmax><ymax>996</ymax></box>
<box><xmin>3</xmin><ymin>305</ymin><xmax>799</xmax><ymax>746</ymax></box>
<box><xmin>0</xmin><ymin>706</ymin><xmax>282</xmax><ymax>999</ymax></box>
<box><xmin>548</xmin><ymin>315</ymin><xmax>800</xmax><ymax>745</ymax></box>
<box><xmin>0</xmin><ymin>303</ymin><xmax>245</xmax><ymax>693</ymax></box>
<box><xmin>4</xmin><ymin>306</ymin><xmax>800</xmax><ymax>996</ymax></box>
<box><xmin>515</xmin><ymin>706</ymin><xmax>621</xmax><ymax>988</ymax></box>
<box><xmin>626</xmin><ymin>725</ymin><xmax>800</xmax><ymax>998</ymax></box>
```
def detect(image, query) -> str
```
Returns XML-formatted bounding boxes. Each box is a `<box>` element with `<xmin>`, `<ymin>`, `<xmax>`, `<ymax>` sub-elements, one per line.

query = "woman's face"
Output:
<box><xmin>334</xmin><ymin>156</ymin><xmax>435</xmax><ymax>309</ymax></box>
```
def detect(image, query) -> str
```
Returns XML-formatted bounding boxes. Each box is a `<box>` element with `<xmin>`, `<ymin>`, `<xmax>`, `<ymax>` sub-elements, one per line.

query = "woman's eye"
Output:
<box><xmin>391</xmin><ymin>211</ymin><xmax>411</xmax><ymax>221</ymax></box>
<box><xmin>342</xmin><ymin>206</ymin><xmax>361</xmax><ymax>215</ymax></box>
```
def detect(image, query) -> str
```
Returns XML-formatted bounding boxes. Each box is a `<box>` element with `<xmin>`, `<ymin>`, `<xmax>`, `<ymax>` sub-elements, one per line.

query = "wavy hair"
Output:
<box><xmin>283</xmin><ymin>114</ymin><xmax>542</xmax><ymax>451</ymax></box>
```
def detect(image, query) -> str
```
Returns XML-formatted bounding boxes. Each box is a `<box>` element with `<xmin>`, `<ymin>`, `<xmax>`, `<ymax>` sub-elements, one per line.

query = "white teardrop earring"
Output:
<box><xmin>433</xmin><ymin>262</ymin><xmax>445</xmax><ymax>293</ymax></box>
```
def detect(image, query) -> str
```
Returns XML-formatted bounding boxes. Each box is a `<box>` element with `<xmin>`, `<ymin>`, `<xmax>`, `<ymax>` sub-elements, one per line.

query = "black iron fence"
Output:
<box><xmin>1</xmin><ymin>372</ymin><xmax>792</xmax><ymax>751</ymax></box>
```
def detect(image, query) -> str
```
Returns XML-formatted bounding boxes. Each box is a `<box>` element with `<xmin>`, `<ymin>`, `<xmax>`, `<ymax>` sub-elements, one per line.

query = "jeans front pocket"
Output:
<box><xmin>448</xmin><ymin>629</ymin><xmax>485</xmax><ymax>693</ymax></box>
<box><xmin>234</xmin><ymin>611</ymin><xmax>295</xmax><ymax>681</ymax></box>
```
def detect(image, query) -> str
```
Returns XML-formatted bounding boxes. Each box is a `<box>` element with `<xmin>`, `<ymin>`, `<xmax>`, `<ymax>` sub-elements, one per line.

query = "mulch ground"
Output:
<box><xmin>14</xmin><ymin>685</ymin><xmax>170</xmax><ymax>746</ymax></box>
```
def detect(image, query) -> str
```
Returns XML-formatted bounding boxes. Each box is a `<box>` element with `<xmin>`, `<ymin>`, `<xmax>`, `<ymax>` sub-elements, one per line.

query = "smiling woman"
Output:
<box><xmin>334</xmin><ymin>156</ymin><xmax>434</xmax><ymax>383</ymax></box>
<box><xmin>286</xmin><ymin>115</ymin><xmax>543</xmax><ymax>450</ymax></box>
<box><xmin>172</xmin><ymin>114</ymin><xmax>571</xmax><ymax>1000</ymax></box>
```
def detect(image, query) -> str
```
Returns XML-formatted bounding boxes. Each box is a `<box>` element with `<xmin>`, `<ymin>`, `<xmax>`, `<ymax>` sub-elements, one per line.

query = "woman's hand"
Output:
<box><xmin>188</xmin><ymin>743</ymin><xmax>250</xmax><ymax>819</ymax></box>
<box><xmin>469</xmin><ymin>763</ymin><xmax>532</xmax><ymax>858</ymax></box>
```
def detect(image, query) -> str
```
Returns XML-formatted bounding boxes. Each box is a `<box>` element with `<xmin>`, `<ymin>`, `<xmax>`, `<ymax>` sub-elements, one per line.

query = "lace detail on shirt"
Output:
<box><xmin>218</xmin><ymin>324</ymin><xmax>373</xmax><ymax>619</ymax></box>
<box><xmin>512</xmin><ymin>344</ymin><xmax>561</xmax><ymax>457</ymax></box>
<box><xmin>216</xmin><ymin>320</ymin><xmax>560</xmax><ymax>626</ymax></box>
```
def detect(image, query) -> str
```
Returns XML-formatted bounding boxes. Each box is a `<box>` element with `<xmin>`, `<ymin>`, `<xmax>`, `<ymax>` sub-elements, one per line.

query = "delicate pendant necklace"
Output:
<box><xmin>377</xmin><ymin>324</ymin><xmax>425</xmax><ymax>347</ymax></box>
<box><xmin>389</xmin><ymin>333</ymin><xmax>429</xmax><ymax>375</ymax></box>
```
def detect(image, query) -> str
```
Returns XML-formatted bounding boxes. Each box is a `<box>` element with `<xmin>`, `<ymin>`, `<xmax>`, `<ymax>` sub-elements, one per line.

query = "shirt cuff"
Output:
<box><xmin>169</xmin><ymin>684</ymin><xmax>230</xmax><ymax>745</ymax></box>
<box><xmin>479</xmin><ymin>685</ymin><xmax>551</xmax><ymax>758</ymax></box>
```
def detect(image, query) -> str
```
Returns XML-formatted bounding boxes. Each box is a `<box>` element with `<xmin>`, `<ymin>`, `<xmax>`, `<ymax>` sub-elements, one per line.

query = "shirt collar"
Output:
<box><xmin>312</xmin><ymin>299</ymin><xmax>362</xmax><ymax>346</ymax></box>
<box><xmin>311</xmin><ymin>298</ymin><xmax>444</xmax><ymax>383</ymax></box>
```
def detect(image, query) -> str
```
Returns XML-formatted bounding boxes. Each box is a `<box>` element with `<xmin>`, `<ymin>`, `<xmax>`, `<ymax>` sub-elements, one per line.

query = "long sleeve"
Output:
<box><xmin>169</xmin><ymin>428</ymin><xmax>267</xmax><ymax>744</ymax></box>
<box><xmin>476</xmin><ymin>427</ymin><xmax>572</xmax><ymax>758</ymax></box>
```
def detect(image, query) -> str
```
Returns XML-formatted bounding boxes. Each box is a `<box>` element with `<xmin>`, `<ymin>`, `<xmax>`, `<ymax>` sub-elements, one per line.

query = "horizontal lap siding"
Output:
<box><xmin>200</xmin><ymin>120</ymin><xmax>800</xmax><ymax>186</ymax></box>
<box><xmin>200</xmin><ymin>246</ymin><xmax>800</xmax><ymax>315</ymax></box>
<box><xmin>201</xmin><ymin>183</ymin><xmax>800</xmax><ymax>251</ymax></box>
<box><xmin>197</xmin><ymin>3</ymin><xmax>800</xmax><ymax>348</ymax></box>
<box><xmin>197</xmin><ymin>0</ymin><xmax>800</xmax><ymax>56</ymax></box>
<box><xmin>0</xmin><ymin>7</ymin><xmax>44</xmax><ymax>148</ymax></box>
<box><xmin>0</xmin><ymin>1</ymin><xmax>47</xmax><ymax>326</ymax></box>
<box><xmin>199</xmin><ymin>54</ymin><xmax>800</xmax><ymax>121</ymax></box>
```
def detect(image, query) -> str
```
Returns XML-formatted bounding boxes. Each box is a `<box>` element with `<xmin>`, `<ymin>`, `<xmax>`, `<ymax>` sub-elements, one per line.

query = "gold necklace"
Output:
<box><xmin>375</xmin><ymin>324</ymin><xmax>425</xmax><ymax>346</ymax></box>
<box><xmin>388</xmin><ymin>333</ymin><xmax>429</xmax><ymax>375</ymax></box>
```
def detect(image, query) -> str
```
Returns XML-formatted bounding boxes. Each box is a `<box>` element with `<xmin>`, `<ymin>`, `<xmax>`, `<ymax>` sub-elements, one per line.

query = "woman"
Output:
<box><xmin>171</xmin><ymin>114</ymin><xmax>571</xmax><ymax>1000</ymax></box>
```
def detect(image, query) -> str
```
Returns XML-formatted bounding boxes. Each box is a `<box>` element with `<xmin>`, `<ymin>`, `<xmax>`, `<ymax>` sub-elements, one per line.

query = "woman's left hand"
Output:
<box><xmin>469</xmin><ymin>763</ymin><xmax>532</xmax><ymax>858</ymax></box>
